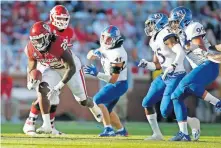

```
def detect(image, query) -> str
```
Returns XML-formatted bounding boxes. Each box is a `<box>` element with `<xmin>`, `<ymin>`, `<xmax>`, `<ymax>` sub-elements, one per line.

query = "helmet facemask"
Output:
<box><xmin>100</xmin><ymin>32</ymin><xmax>120</xmax><ymax>49</ymax></box>
<box><xmin>169</xmin><ymin>19</ymin><xmax>181</xmax><ymax>34</ymax></box>
<box><xmin>52</xmin><ymin>14</ymin><xmax>70</xmax><ymax>30</ymax></box>
<box><xmin>30</xmin><ymin>33</ymin><xmax>50</xmax><ymax>52</ymax></box>
<box><xmin>144</xmin><ymin>20</ymin><xmax>156</xmax><ymax>37</ymax></box>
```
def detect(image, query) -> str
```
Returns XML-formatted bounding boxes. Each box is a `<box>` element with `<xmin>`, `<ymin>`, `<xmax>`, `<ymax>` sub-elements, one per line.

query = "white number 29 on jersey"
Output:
<box><xmin>61</xmin><ymin>39</ymin><xmax>68</xmax><ymax>50</ymax></box>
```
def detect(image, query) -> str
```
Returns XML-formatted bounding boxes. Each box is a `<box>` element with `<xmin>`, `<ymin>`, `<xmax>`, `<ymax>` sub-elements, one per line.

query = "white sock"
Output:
<box><xmin>117</xmin><ymin>127</ymin><xmax>124</xmax><ymax>132</ymax></box>
<box><xmin>90</xmin><ymin>103</ymin><xmax>101</xmax><ymax>115</ymax></box>
<box><xmin>42</xmin><ymin>114</ymin><xmax>51</xmax><ymax>128</ymax></box>
<box><xmin>146</xmin><ymin>113</ymin><xmax>162</xmax><ymax>135</ymax></box>
<box><xmin>29</xmin><ymin>112</ymin><xmax>38</xmax><ymax>119</ymax></box>
<box><xmin>178</xmin><ymin>121</ymin><xmax>188</xmax><ymax>135</ymax></box>
<box><xmin>104</xmin><ymin>125</ymin><xmax>112</xmax><ymax>128</ymax></box>
<box><xmin>204</xmin><ymin>92</ymin><xmax>219</xmax><ymax>105</ymax></box>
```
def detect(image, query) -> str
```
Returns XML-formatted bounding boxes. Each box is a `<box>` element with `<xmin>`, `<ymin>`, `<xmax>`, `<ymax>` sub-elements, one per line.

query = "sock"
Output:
<box><xmin>50</xmin><ymin>112</ymin><xmax>56</xmax><ymax>120</ymax></box>
<box><xmin>178</xmin><ymin>121</ymin><xmax>188</xmax><ymax>135</ymax></box>
<box><xmin>204</xmin><ymin>93</ymin><xmax>219</xmax><ymax>105</ymax></box>
<box><xmin>146</xmin><ymin>113</ymin><xmax>162</xmax><ymax>135</ymax></box>
<box><xmin>117</xmin><ymin>127</ymin><xmax>124</xmax><ymax>132</ymax></box>
<box><xmin>42</xmin><ymin>114</ymin><xmax>51</xmax><ymax>128</ymax></box>
<box><xmin>104</xmin><ymin>125</ymin><xmax>112</xmax><ymax>128</ymax></box>
<box><xmin>50</xmin><ymin>117</ymin><xmax>55</xmax><ymax>128</ymax></box>
<box><xmin>90</xmin><ymin>103</ymin><xmax>101</xmax><ymax>115</ymax></box>
<box><xmin>29</xmin><ymin>105</ymin><xmax>40</xmax><ymax>118</ymax></box>
<box><xmin>172</xmin><ymin>99</ymin><xmax>187</xmax><ymax>121</ymax></box>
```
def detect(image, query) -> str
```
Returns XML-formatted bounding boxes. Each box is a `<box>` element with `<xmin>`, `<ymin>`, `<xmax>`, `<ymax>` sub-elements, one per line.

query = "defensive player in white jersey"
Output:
<box><xmin>169</xmin><ymin>6</ymin><xmax>221</xmax><ymax>141</ymax></box>
<box><xmin>24</xmin><ymin>22</ymin><xmax>102</xmax><ymax>135</ymax></box>
<box><xmin>84</xmin><ymin>25</ymin><xmax>128</xmax><ymax>137</ymax></box>
<box><xmin>138</xmin><ymin>13</ymin><xmax>199</xmax><ymax>141</ymax></box>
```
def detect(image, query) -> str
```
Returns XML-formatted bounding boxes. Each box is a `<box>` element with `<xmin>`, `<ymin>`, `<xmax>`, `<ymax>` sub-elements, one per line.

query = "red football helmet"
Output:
<box><xmin>29</xmin><ymin>21</ymin><xmax>51</xmax><ymax>52</ymax></box>
<box><xmin>50</xmin><ymin>5</ymin><xmax>70</xmax><ymax>30</ymax></box>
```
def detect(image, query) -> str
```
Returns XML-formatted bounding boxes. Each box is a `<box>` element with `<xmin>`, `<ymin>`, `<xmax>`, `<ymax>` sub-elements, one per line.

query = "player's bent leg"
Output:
<box><xmin>36</xmin><ymin>82</ymin><xmax>52</xmax><ymax>134</ymax></box>
<box><xmin>142</xmin><ymin>76</ymin><xmax>165</xmax><ymax>140</ymax></box>
<box><xmin>49</xmin><ymin>105</ymin><xmax>64</xmax><ymax>135</ymax></box>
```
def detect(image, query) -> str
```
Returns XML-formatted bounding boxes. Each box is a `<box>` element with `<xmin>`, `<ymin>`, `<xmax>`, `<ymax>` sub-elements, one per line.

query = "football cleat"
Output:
<box><xmin>115</xmin><ymin>128</ymin><xmax>128</xmax><ymax>137</ymax></box>
<box><xmin>215</xmin><ymin>101</ymin><xmax>221</xmax><ymax>112</ymax></box>
<box><xmin>36</xmin><ymin>125</ymin><xmax>52</xmax><ymax>134</ymax></box>
<box><xmin>99</xmin><ymin>127</ymin><xmax>116</xmax><ymax>137</ymax></box>
<box><xmin>23</xmin><ymin>117</ymin><xmax>37</xmax><ymax>136</ymax></box>
<box><xmin>192</xmin><ymin>129</ymin><xmax>200</xmax><ymax>141</ymax></box>
<box><xmin>170</xmin><ymin>131</ymin><xmax>191</xmax><ymax>141</ymax></box>
<box><xmin>51</xmin><ymin>121</ymin><xmax>64</xmax><ymax>135</ymax></box>
<box><xmin>144</xmin><ymin>134</ymin><xmax>164</xmax><ymax>141</ymax></box>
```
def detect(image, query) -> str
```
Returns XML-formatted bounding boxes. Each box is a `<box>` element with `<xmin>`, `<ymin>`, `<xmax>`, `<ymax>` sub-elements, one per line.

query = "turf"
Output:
<box><xmin>1</xmin><ymin>122</ymin><xmax>221</xmax><ymax>148</ymax></box>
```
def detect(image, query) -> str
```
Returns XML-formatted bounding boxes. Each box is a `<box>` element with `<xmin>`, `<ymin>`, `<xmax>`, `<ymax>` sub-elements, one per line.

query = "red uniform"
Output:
<box><xmin>48</xmin><ymin>23</ymin><xmax>74</xmax><ymax>45</ymax></box>
<box><xmin>25</xmin><ymin>36</ymin><xmax>68</xmax><ymax>69</ymax></box>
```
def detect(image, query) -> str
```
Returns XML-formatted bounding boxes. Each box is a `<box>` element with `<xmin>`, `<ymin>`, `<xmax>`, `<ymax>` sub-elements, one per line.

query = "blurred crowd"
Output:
<box><xmin>1</xmin><ymin>1</ymin><xmax>221</xmax><ymax>122</ymax></box>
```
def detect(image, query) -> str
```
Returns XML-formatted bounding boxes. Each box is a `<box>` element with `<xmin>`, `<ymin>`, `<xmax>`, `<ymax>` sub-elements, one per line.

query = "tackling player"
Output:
<box><xmin>169</xmin><ymin>6</ymin><xmax>221</xmax><ymax>141</ymax></box>
<box><xmin>84</xmin><ymin>25</ymin><xmax>128</xmax><ymax>137</ymax></box>
<box><xmin>23</xmin><ymin>5</ymin><xmax>76</xmax><ymax>135</ymax></box>
<box><xmin>23</xmin><ymin>21</ymin><xmax>102</xmax><ymax>135</ymax></box>
<box><xmin>138</xmin><ymin>13</ymin><xmax>200</xmax><ymax>141</ymax></box>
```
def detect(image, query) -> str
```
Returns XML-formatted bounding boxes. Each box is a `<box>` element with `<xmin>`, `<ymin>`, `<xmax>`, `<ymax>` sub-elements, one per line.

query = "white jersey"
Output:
<box><xmin>149</xmin><ymin>26</ymin><xmax>185</xmax><ymax>73</ymax></box>
<box><xmin>100</xmin><ymin>46</ymin><xmax>127</xmax><ymax>81</ymax></box>
<box><xmin>183</xmin><ymin>21</ymin><xmax>210</xmax><ymax>68</ymax></box>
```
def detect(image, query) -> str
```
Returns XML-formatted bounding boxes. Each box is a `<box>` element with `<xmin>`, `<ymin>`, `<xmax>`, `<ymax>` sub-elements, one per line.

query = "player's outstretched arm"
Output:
<box><xmin>138</xmin><ymin>54</ymin><xmax>161</xmax><ymax>71</ymax></box>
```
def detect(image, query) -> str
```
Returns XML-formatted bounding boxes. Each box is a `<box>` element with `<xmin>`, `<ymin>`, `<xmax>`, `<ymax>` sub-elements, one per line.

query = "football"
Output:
<box><xmin>30</xmin><ymin>69</ymin><xmax>42</xmax><ymax>81</ymax></box>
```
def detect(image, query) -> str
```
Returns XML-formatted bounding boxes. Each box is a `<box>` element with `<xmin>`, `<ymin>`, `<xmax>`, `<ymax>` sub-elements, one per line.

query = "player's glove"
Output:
<box><xmin>138</xmin><ymin>59</ymin><xmax>156</xmax><ymax>71</ymax></box>
<box><xmin>83</xmin><ymin>64</ymin><xmax>98</xmax><ymax>76</ymax></box>
<box><xmin>162</xmin><ymin>64</ymin><xmax>177</xmax><ymax>80</ymax></box>
<box><xmin>47</xmin><ymin>82</ymin><xmax>64</xmax><ymax>104</ymax></box>
<box><xmin>27</xmin><ymin>79</ymin><xmax>40</xmax><ymax>90</ymax></box>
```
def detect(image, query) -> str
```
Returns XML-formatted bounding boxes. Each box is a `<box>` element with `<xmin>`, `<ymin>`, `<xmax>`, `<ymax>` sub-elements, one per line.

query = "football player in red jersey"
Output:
<box><xmin>23</xmin><ymin>21</ymin><xmax>102</xmax><ymax>135</ymax></box>
<box><xmin>23</xmin><ymin>5</ymin><xmax>77</xmax><ymax>135</ymax></box>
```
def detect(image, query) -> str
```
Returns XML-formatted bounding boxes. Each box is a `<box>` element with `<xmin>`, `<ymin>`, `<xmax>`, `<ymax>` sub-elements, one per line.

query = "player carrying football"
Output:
<box><xmin>84</xmin><ymin>25</ymin><xmax>128</xmax><ymax>137</ymax></box>
<box><xmin>23</xmin><ymin>5</ymin><xmax>79</xmax><ymax>135</ymax></box>
<box><xmin>138</xmin><ymin>13</ymin><xmax>200</xmax><ymax>141</ymax></box>
<box><xmin>168</xmin><ymin>6</ymin><xmax>221</xmax><ymax>141</ymax></box>
<box><xmin>23</xmin><ymin>21</ymin><xmax>102</xmax><ymax>135</ymax></box>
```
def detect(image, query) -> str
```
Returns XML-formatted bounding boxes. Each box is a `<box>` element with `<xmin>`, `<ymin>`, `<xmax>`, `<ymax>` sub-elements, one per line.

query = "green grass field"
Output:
<box><xmin>1</xmin><ymin>122</ymin><xmax>221</xmax><ymax>148</ymax></box>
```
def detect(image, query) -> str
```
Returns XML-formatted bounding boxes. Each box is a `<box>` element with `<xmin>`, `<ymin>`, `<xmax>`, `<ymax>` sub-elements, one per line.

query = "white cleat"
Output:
<box><xmin>144</xmin><ymin>134</ymin><xmax>164</xmax><ymax>141</ymax></box>
<box><xmin>51</xmin><ymin>128</ymin><xmax>64</xmax><ymax>135</ymax></box>
<box><xmin>89</xmin><ymin>103</ymin><xmax>103</xmax><ymax>122</ymax></box>
<box><xmin>36</xmin><ymin>126</ymin><xmax>52</xmax><ymax>134</ymax></box>
<box><xmin>23</xmin><ymin>117</ymin><xmax>37</xmax><ymax>136</ymax></box>
<box><xmin>187</xmin><ymin>117</ymin><xmax>201</xmax><ymax>141</ymax></box>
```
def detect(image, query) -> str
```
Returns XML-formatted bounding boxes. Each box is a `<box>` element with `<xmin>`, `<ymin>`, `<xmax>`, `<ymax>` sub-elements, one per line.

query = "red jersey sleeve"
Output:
<box><xmin>24</xmin><ymin>42</ymin><xmax>35</xmax><ymax>60</ymax></box>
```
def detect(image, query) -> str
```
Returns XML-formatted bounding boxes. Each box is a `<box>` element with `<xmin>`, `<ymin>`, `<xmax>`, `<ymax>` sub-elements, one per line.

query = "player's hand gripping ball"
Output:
<box><xmin>27</xmin><ymin>69</ymin><xmax>42</xmax><ymax>90</ymax></box>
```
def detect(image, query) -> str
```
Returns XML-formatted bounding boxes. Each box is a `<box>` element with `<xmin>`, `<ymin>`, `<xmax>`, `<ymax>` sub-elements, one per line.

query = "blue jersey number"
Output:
<box><xmin>156</xmin><ymin>48</ymin><xmax>165</xmax><ymax>64</ymax></box>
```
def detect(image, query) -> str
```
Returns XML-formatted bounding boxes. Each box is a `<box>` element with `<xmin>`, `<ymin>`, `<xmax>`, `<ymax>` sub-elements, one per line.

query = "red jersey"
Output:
<box><xmin>48</xmin><ymin>23</ymin><xmax>74</xmax><ymax>45</ymax></box>
<box><xmin>25</xmin><ymin>36</ymin><xmax>69</xmax><ymax>69</ymax></box>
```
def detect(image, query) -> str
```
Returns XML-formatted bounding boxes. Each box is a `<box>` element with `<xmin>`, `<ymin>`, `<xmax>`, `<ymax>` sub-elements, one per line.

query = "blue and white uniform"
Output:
<box><xmin>142</xmin><ymin>26</ymin><xmax>186</xmax><ymax>118</ymax></box>
<box><xmin>93</xmin><ymin>46</ymin><xmax>128</xmax><ymax>112</ymax></box>
<box><xmin>172</xmin><ymin>21</ymin><xmax>219</xmax><ymax>100</ymax></box>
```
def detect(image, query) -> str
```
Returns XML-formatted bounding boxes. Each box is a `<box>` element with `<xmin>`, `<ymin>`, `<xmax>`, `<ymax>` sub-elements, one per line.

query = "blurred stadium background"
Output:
<box><xmin>1</xmin><ymin>1</ymin><xmax>221</xmax><ymax>127</ymax></box>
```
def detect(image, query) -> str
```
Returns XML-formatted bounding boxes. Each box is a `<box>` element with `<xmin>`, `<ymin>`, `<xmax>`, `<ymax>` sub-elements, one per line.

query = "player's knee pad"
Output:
<box><xmin>50</xmin><ymin>105</ymin><xmax>57</xmax><ymax>113</ymax></box>
<box><xmin>160</xmin><ymin>106</ymin><xmax>170</xmax><ymax>118</ymax></box>
<box><xmin>79</xmin><ymin>99</ymin><xmax>91</xmax><ymax>107</ymax></box>
<box><xmin>38</xmin><ymin>82</ymin><xmax>50</xmax><ymax>97</ymax></box>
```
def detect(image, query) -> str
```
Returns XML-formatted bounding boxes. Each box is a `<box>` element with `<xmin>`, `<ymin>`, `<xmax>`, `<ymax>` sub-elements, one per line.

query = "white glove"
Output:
<box><xmin>162</xmin><ymin>64</ymin><xmax>176</xmax><ymax>80</ymax></box>
<box><xmin>47</xmin><ymin>82</ymin><xmax>65</xmax><ymax>103</ymax></box>
<box><xmin>27</xmin><ymin>79</ymin><xmax>40</xmax><ymax>90</ymax></box>
<box><xmin>138</xmin><ymin>59</ymin><xmax>156</xmax><ymax>71</ymax></box>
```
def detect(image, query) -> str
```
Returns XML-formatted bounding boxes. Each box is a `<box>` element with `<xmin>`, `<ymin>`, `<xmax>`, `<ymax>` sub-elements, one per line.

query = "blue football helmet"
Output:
<box><xmin>169</xmin><ymin>6</ymin><xmax>192</xmax><ymax>31</ymax></box>
<box><xmin>100</xmin><ymin>25</ymin><xmax>122</xmax><ymax>49</ymax></box>
<box><xmin>144</xmin><ymin>13</ymin><xmax>168</xmax><ymax>36</ymax></box>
